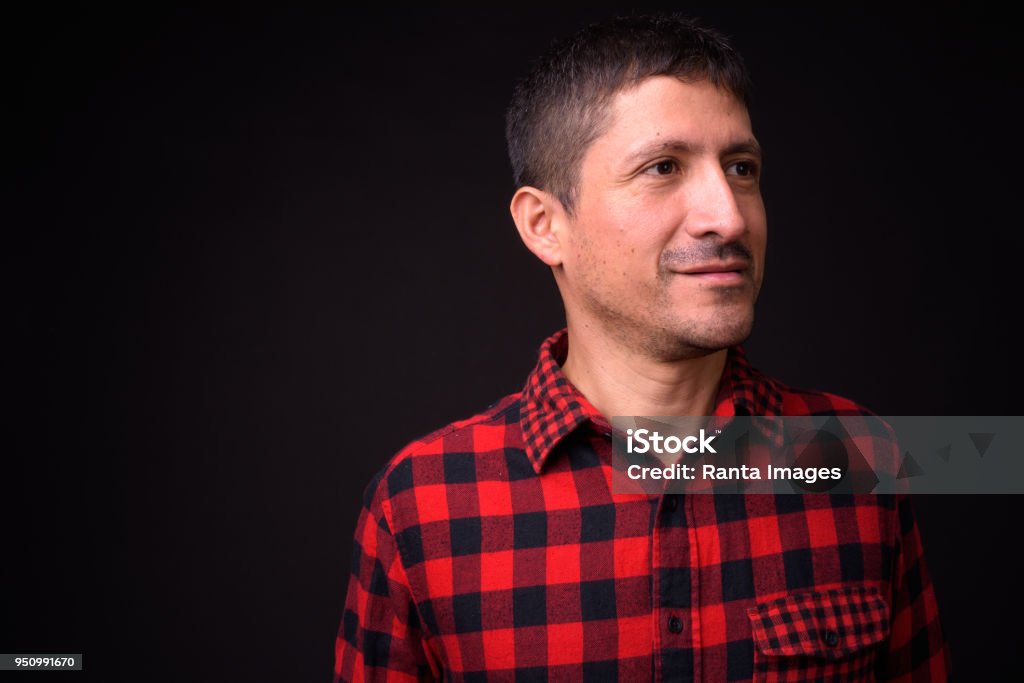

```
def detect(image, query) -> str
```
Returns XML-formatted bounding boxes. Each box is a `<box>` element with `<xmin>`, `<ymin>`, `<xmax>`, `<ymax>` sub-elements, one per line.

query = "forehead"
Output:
<box><xmin>588</xmin><ymin>75</ymin><xmax>755</xmax><ymax>165</ymax></box>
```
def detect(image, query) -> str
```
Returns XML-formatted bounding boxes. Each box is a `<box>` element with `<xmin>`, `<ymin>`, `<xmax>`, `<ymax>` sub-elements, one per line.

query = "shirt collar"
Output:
<box><xmin>519</xmin><ymin>327</ymin><xmax>784</xmax><ymax>474</ymax></box>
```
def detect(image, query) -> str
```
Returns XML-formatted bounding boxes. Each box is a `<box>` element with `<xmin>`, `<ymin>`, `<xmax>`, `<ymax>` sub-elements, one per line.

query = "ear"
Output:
<box><xmin>509</xmin><ymin>186</ymin><xmax>566</xmax><ymax>267</ymax></box>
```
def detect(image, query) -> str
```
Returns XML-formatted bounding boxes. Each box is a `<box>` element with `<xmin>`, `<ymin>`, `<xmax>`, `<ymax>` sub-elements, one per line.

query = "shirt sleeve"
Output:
<box><xmin>880</xmin><ymin>493</ymin><xmax>952</xmax><ymax>681</ymax></box>
<box><xmin>333</xmin><ymin>478</ymin><xmax>438</xmax><ymax>682</ymax></box>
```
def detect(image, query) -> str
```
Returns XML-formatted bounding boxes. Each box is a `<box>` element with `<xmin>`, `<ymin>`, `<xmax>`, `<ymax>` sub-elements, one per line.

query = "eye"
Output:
<box><xmin>727</xmin><ymin>160</ymin><xmax>760</xmax><ymax>178</ymax></box>
<box><xmin>643</xmin><ymin>159</ymin><xmax>679</xmax><ymax>176</ymax></box>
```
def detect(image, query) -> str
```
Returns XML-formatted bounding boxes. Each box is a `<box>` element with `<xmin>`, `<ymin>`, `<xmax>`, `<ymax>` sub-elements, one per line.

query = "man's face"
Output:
<box><xmin>555</xmin><ymin>75</ymin><xmax>766</xmax><ymax>360</ymax></box>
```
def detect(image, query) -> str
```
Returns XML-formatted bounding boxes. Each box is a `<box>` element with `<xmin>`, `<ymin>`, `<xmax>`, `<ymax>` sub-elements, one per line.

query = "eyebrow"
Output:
<box><xmin>621</xmin><ymin>137</ymin><xmax>764</xmax><ymax>168</ymax></box>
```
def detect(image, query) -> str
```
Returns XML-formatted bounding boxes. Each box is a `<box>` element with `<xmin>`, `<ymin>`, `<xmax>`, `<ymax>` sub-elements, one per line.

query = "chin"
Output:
<box><xmin>691</xmin><ymin>330</ymin><xmax>752</xmax><ymax>352</ymax></box>
<box><xmin>670</xmin><ymin>314</ymin><xmax>755</xmax><ymax>353</ymax></box>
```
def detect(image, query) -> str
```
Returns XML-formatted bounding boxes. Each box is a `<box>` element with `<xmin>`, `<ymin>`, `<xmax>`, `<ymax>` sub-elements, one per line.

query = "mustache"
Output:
<box><xmin>660</xmin><ymin>241</ymin><xmax>753</xmax><ymax>270</ymax></box>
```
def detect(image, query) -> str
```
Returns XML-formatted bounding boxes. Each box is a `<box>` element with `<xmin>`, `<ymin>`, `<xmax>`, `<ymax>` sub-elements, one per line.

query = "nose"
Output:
<box><xmin>682</xmin><ymin>163</ymin><xmax>748</xmax><ymax>242</ymax></box>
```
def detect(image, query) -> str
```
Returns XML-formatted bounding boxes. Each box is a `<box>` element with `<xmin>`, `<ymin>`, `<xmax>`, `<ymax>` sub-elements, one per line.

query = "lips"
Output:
<box><xmin>676</xmin><ymin>260</ymin><xmax>749</xmax><ymax>275</ymax></box>
<box><xmin>671</xmin><ymin>260</ymin><xmax>750</xmax><ymax>285</ymax></box>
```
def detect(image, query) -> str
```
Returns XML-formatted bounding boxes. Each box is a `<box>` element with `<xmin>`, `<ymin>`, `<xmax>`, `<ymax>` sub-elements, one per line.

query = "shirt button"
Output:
<box><xmin>824</xmin><ymin>630</ymin><xmax>839</xmax><ymax>647</ymax></box>
<box><xmin>668</xmin><ymin>616</ymin><xmax>683</xmax><ymax>634</ymax></box>
<box><xmin>665</xmin><ymin>496</ymin><xmax>678</xmax><ymax>511</ymax></box>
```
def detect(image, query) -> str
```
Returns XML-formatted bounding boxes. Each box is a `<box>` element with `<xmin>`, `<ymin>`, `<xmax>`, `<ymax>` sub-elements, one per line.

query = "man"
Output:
<box><xmin>333</xmin><ymin>12</ymin><xmax>949</xmax><ymax>682</ymax></box>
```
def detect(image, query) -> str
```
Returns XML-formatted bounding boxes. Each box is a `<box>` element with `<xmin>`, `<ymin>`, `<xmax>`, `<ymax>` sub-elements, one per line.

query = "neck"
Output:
<box><xmin>560</xmin><ymin>322</ymin><xmax>729</xmax><ymax>419</ymax></box>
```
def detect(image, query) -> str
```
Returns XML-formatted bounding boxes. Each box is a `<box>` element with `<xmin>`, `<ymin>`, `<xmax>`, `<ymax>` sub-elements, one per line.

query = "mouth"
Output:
<box><xmin>672</xmin><ymin>260</ymin><xmax>750</xmax><ymax>285</ymax></box>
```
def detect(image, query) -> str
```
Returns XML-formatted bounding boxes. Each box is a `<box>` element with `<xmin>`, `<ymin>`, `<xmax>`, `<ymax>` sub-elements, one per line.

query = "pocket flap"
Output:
<box><xmin>747</xmin><ymin>585</ymin><xmax>890</xmax><ymax>661</ymax></box>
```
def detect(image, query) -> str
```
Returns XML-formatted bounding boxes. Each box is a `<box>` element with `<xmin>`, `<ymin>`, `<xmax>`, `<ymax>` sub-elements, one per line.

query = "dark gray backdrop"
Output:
<box><xmin>7</xmin><ymin>4</ymin><xmax>1021</xmax><ymax>681</ymax></box>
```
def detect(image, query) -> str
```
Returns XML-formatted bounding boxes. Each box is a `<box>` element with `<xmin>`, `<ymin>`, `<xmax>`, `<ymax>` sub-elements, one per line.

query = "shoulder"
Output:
<box><xmin>766</xmin><ymin>373</ymin><xmax>904</xmax><ymax>482</ymax></box>
<box><xmin>357</xmin><ymin>391</ymin><xmax>523</xmax><ymax>516</ymax></box>
<box><xmin>727</xmin><ymin>346</ymin><xmax>880</xmax><ymax>419</ymax></box>
<box><xmin>769</xmin><ymin>374</ymin><xmax>879</xmax><ymax>417</ymax></box>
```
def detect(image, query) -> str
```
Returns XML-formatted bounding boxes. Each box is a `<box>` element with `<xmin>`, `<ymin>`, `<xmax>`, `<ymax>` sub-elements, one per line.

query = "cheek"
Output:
<box><xmin>572</xmin><ymin>199</ymin><xmax>671</xmax><ymax>285</ymax></box>
<box><xmin>739</xmin><ymin>202</ymin><xmax>767</xmax><ymax>253</ymax></box>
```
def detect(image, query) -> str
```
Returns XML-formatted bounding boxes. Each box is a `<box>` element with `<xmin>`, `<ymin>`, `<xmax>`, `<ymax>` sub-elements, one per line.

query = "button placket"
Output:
<box><xmin>653</xmin><ymin>490</ymin><xmax>693</xmax><ymax>679</ymax></box>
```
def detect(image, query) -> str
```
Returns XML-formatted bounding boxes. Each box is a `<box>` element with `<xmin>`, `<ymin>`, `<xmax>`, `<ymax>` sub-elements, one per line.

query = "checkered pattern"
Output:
<box><xmin>333</xmin><ymin>328</ymin><xmax>950</xmax><ymax>681</ymax></box>
<box><xmin>748</xmin><ymin>585</ymin><xmax>890</xmax><ymax>680</ymax></box>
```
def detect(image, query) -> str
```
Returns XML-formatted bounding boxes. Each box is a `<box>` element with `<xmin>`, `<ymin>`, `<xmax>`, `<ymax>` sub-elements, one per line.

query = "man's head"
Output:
<box><xmin>506</xmin><ymin>13</ymin><xmax>766</xmax><ymax>361</ymax></box>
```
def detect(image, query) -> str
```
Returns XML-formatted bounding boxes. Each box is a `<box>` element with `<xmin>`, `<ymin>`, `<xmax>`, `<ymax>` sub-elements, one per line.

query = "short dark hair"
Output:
<box><xmin>505</xmin><ymin>12</ymin><xmax>753</xmax><ymax>219</ymax></box>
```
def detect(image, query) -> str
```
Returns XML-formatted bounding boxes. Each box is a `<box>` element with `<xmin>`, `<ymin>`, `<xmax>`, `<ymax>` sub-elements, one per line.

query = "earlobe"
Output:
<box><xmin>509</xmin><ymin>187</ymin><xmax>564</xmax><ymax>267</ymax></box>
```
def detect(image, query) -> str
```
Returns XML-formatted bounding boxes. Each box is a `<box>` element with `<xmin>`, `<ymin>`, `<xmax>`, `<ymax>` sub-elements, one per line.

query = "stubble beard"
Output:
<box><xmin>580</xmin><ymin>278</ymin><xmax>756</xmax><ymax>363</ymax></box>
<box><xmin>565</xmin><ymin>229</ymin><xmax>760</xmax><ymax>362</ymax></box>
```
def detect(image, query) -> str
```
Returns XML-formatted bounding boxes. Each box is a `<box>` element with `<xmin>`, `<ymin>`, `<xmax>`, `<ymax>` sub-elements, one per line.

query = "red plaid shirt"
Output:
<box><xmin>333</xmin><ymin>328</ymin><xmax>950</xmax><ymax>681</ymax></box>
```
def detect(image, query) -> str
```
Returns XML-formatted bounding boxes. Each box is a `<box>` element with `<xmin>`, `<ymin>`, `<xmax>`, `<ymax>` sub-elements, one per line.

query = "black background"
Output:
<box><xmin>6</xmin><ymin>4</ymin><xmax>1022</xmax><ymax>681</ymax></box>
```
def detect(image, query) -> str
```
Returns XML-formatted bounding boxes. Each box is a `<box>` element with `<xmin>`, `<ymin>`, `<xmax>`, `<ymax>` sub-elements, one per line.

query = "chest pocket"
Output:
<box><xmin>747</xmin><ymin>585</ymin><xmax>891</xmax><ymax>682</ymax></box>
